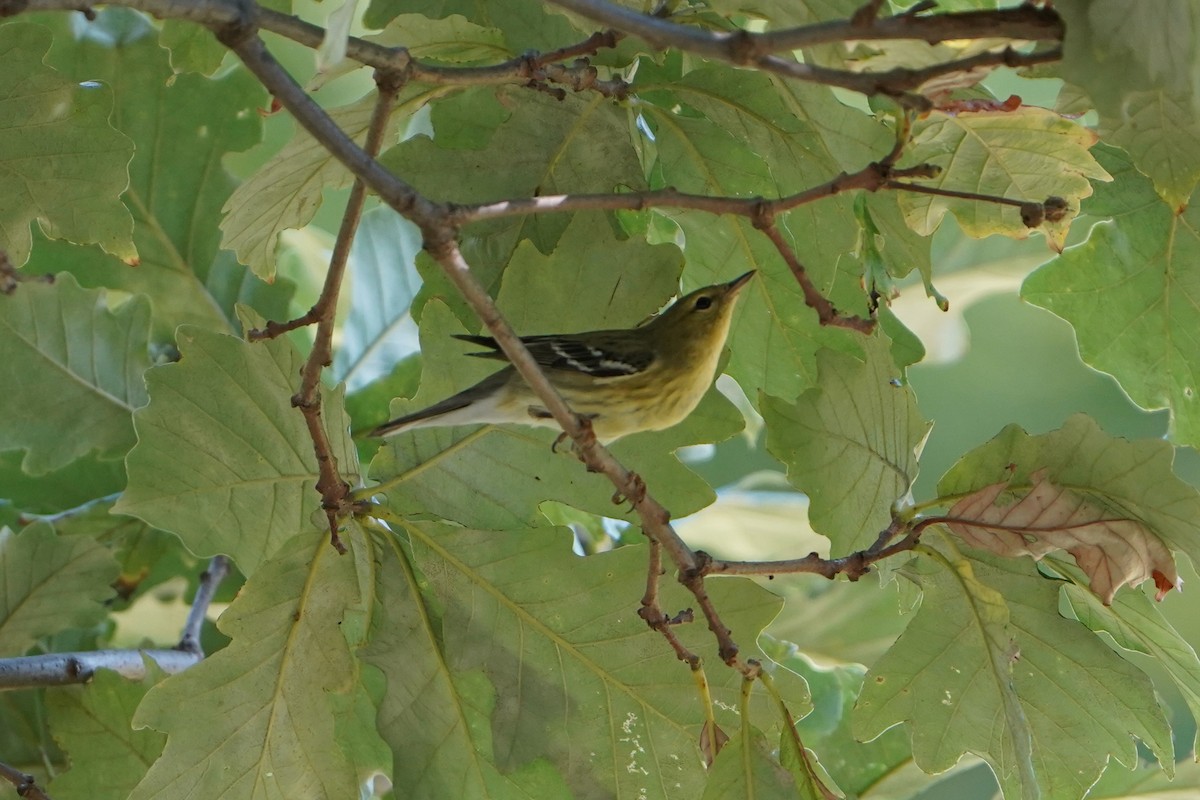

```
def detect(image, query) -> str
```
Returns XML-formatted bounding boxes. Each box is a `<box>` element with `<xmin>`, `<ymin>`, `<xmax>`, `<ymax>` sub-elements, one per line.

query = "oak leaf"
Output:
<box><xmin>946</xmin><ymin>469</ymin><xmax>1179</xmax><ymax>604</ymax></box>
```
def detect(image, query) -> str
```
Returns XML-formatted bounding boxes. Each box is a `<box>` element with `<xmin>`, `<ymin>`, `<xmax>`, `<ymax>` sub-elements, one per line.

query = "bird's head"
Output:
<box><xmin>649</xmin><ymin>270</ymin><xmax>755</xmax><ymax>358</ymax></box>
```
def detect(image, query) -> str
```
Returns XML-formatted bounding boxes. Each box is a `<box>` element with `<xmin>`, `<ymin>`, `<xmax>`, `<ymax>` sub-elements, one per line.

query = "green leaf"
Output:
<box><xmin>1085</xmin><ymin>758</ymin><xmax>1200</xmax><ymax>799</ymax></box>
<box><xmin>1061</xmin><ymin>569</ymin><xmax>1200</xmax><ymax>754</ymax></box>
<box><xmin>47</xmin><ymin>499</ymin><xmax>185</xmax><ymax>602</ymax></box>
<box><xmin>114</xmin><ymin>324</ymin><xmax>359</xmax><ymax>575</ymax></box>
<box><xmin>761</xmin><ymin>645</ymin><xmax>911</xmax><ymax>797</ymax></box>
<box><xmin>381</xmin><ymin>86</ymin><xmax>646</xmax><ymax>259</ymax></box>
<box><xmin>1054</xmin><ymin>0</ymin><xmax>1200</xmax><ymax>207</ymax></box>
<box><xmin>936</xmin><ymin>415</ymin><xmax>1200</xmax><ymax>578</ymax></box>
<box><xmin>367</xmin><ymin>520</ymin><xmax>808</xmax><ymax>799</ymax></box>
<box><xmin>0</xmin><ymin>23</ymin><xmax>135</xmax><ymax>267</ymax></box>
<box><xmin>855</xmin><ymin>546</ymin><xmax>1172</xmax><ymax>800</ymax></box>
<box><xmin>363</xmin><ymin>0</ymin><xmax>583</xmax><ymax>53</ymax></box>
<box><xmin>362</xmin><ymin>13</ymin><xmax>509</xmax><ymax>65</ymax></box>
<box><xmin>763</xmin><ymin>336</ymin><xmax>930</xmax><ymax>553</ymax></box>
<box><xmin>47</xmin><ymin>664</ymin><xmax>167</xmax><ymax>800</ymax></box>
<box><xmin>129</xmin><ymin>529</ymin><xmax>383</xmax><ymax>800</ymax></box>
<box><xmin>0</xmin><ymin>523</ymin><xmax>118</xmax><ymax>656</ymax></box>
<box><xmin>363</xmin><ymin>527</ymin><xmax>575</xmax><ymax>799</ymax></box>
<box><xmin>1023</xmin><ymin>145</ymin><xmax>1200</xmax><ymax>448</ymax></box>
<box><xmin>898</xmin><ymin>107</ymin><xmax>1109</xmax><ymax>249</ymax></box>
<box><xmin>221</xmin><ymin>86</ymin><xmax>445</xmax><ymax>280</ymax></box>
<box><xmin>0</xmin><ymin>275</ymin><xmax>150</xmax><ymax>474</ymax></box>
<box><xmin>26</xmin><ymin>9</ymin><xmax>286</xmax><ymax>341</ymax></box>
<box><xmin>0</xmin><ymin>450</ymin><xmax>125</xmax><ymax>514</ymax></box>
<box><xmin>159</xmin><ymin>19</ymin><xmax>225</xmax><ymax>75</ymax></box>
<box><xmin>702</xmin><ymin>724</ymin><xmax>799</xmax><ymax>799</ymax></box>
<box><xmin>491</xmin><ymin>214</ymin><xmax>684</xmax><ymax>332</ymax></box>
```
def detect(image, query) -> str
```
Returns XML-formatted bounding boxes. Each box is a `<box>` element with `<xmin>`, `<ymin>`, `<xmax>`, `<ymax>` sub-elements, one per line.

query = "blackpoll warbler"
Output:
<box><xmin>371</xmin><ymin>270</ymin><xmax>755</xmax><ymax>443</ymax></box>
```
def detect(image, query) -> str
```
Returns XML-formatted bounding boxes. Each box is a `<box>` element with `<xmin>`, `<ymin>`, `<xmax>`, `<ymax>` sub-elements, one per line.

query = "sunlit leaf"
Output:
<box><xmin>222</xmin><ymin>86</ymin><xmax>446</xmax><ymax>281</ymax></box>
<box><xmin>898</xmin><ymin>107</ymin><xmax>1109</xmax><ymax>250</ymax></box>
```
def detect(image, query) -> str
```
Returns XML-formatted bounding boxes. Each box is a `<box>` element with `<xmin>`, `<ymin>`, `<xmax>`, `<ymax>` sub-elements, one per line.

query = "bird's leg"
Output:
<box><xmin>611</xmin><ymin>471</ymin><xmax>647</xmax><ymax>509</ymax></box>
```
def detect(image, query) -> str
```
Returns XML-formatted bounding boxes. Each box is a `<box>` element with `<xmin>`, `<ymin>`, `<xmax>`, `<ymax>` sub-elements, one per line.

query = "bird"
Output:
<box><xmin>370</xmin><ymin>270</ymin><xmax>755</xmax><ymax>444</ymax></box>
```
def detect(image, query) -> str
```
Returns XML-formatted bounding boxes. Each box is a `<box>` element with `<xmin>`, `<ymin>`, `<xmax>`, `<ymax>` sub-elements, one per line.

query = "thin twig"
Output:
<box><xmin>885</xmin><ymin>180</ymin><xmax>1029</xmax><ymax>207</ymax></box>
<box><xmin>761</xmin><ymin>7</ymin><xmax>1063</xmax><ymax>51</ymax></box>
<box><xmin>243</xmin><ymin>65</ymin><xmax>408</xmax><ymax>550</ymax></box>
<box><xmin>176</xmin><ymin>555</ymin><xmax>231</xmax><ymax>655</ymax></box>
<box><xmin>703</xmin><ymin>515</ymin><xmax>924</xmax><ymax>580</ymax></box>
<box><xmin>0</xmin><ymin>760</ymin><xmax>51</xmax><ymax>800</ymax></box>
<box><xmin>679</xmin><ymin>553</ymin><xmax>743</xmax><ymax>667</ymax></box>
<box><xmin>637</xmin><ymin>538</ymin><xmax>698</xmax><ymax>665</ymax></box>
<box><xmin>453</xmin><ymin>163</ymin><xmax>940</xmax><ymax>224</ymax></box>
<box><xmin>547</xmin><ymin>0</ymin><xmax>1062</xmax><ymax>103</ymax></box>
<box><xmin>753</xmin><ymin>214</ymin><xmax>876</xmax><ymax>333</ymax></box>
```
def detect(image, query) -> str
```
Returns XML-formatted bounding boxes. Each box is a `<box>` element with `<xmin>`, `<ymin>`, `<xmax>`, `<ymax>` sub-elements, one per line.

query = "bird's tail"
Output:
<box><xmin>369</xmin><ymin>370</ymin><xmax>510</xmax><ymax>438</ymax></box>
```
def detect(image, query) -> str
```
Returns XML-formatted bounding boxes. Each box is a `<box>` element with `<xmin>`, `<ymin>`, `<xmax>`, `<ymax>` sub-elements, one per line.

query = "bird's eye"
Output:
<box><xmin>694</xmin><ymin>296</ymin><xmax>714</xmax><ymax>310</ymax></box>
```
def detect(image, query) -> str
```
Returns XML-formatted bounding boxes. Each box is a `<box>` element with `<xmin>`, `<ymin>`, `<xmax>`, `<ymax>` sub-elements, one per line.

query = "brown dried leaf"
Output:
<box><xmin>947</xmin><ymin>469</ymin><xmax>1180</xmax><ymax>604</ymax></box>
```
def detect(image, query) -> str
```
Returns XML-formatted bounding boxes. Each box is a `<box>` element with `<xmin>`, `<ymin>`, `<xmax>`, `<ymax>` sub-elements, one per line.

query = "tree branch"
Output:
<box><xmin>0</xmin><ymin>761</ymin><xmax>51</xmax><ymax>800</ymax></box>
<box><xmin>452</xmin><ymin>163</ymin><xmax>940</xmax><ymax>224</ymax></box>
<box><xmin>6</xmin><ymin>0</ymin><xmax>1063</xmax><ymax>104</ymax></box>
<box><xmin>752</xmin><ymin>214</ymin><xmax>875</xmax><ymax>333</ymax></box>
<box><xmin>176</xmin><ymin>555</ymin><xmax>231</xmax><ymax>655</ymax></box>
<box><xmin>0</xmin><ymin>554</ymin><xmax>232</xmax><ymax>689</ymax></box>
<box><xmin>637</xmin><ymin>538</ymin><xmax>698</xmax><ymax>666</ymax></box>
<box><xmin>0</xmin><ymin>649</ymin><xmax>201</xmax><ymax>690</ymax></box>
<box><xmin>755</xmin><ymin>6</ymin><xmax>1063</xmax><ymax>51</ymax></box>
<box><xmin>548</xmin><ymin>0</ymin><xmax>1062</xmax><ymax>102</ymax></box>
<box><xmin>248</xmin><ymin>69</ymin><xmax>406</xmax><ymax>551</ymax></box>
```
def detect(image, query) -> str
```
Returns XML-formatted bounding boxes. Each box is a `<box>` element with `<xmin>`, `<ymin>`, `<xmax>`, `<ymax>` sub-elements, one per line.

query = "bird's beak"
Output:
<box><xmin>725</xmin><ymin>270</ymin><xmax>756</xmax><ymax>296</ymax></box>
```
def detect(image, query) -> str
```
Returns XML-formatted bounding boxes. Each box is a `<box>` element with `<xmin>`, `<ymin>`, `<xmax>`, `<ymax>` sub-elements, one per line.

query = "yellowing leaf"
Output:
<box><xmin>899</xmin><ymin>107</ymin><xmax>1109</xmax><ymax>249</ymax></box>
<box><xmin>947</xmin><ymin>469</ymin><xmax>1179</xmax><ymax>604</ymax></box>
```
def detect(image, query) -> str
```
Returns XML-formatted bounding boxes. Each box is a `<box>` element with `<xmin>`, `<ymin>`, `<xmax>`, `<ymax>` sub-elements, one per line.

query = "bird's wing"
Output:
<box><xmin>452</xmin><ymin>332</ymin><xmax>655</xmax><ymax>378</ymax></box>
